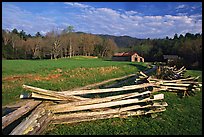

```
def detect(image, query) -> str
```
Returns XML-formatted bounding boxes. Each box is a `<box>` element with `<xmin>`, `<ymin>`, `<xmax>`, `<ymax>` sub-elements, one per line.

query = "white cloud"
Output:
<box><xmin>176</xmin><ymin>12</ymin><xmax>188</xmax><ymax>16</ymax></box>
<box><xmin>106</xmin><ymin>14</ymin><xmax>199</xmax><ymax>38</ymax></box>
<box><xmin>125</xmin><ymin>10</ymin><xmax>138</xmax><ymax>16</ymax></box>
<box><xmin>2</xmin><ymin>2</ymin><xmax>202</xmax><ymax>39</ymax></box>
<box><xmin>95</xmin><ymin>8</ymin><xmax>121</xmax><ymax>18</ymax></box>
<box><xmin>2</xmin><ymin>3</ymin><xmax>63</xmax><ymax>35</ymax></box>
<box><xmin>62</xmin><ymin>3</ymin><xmax>203</xmax><ymax>38</ymax></box>
<box><xmin>63</xmin><ymin>2</ymin><xmax>201</xmax><ymax>38</ymax></box>
<box><xmin>64</xmin><ymin>2</ymin><xmax>91</xmax><ymax>8</ymax></box>
<box><xmin>175</xmin><ymin>4</ymin><xmax>186</xmax><ymax>9</ymax></box>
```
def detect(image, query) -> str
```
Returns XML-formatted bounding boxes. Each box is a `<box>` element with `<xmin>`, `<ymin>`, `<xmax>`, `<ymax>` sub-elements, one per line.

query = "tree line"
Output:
<box><xmin>2</xmin><ymin>26</ymin><xmax>202</xmax><ymax>69</ymax></box>
<box><xmin>2</xmin><ymin>26</ymin><xmax>118</xmax><ymax>60</ymax></box>
<box><xmin>118</xmin><ymin>33</ymin><xmax>202</xmax><ymax>69</ymax></box>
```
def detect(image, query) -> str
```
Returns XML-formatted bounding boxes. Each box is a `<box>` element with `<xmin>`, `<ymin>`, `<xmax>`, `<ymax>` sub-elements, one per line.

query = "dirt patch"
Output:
<box><xmin>25</xmin><ymin>73</ymin><xmax>62</xmax><ymax>81</ymax></box>
<box><xmin>2</xmin><ymin>66</ymin><xmax>119</xmax><ymax>82</ymax></box>
<box><xmin>44</xmin><ymin>74</ymin><xmax>62</xmax><ymax>80</ymax></box>
<box><xmin>2</xmin><ymin>74</ymin><xmax>34</xmax><ymax>81</ymax></box>
<box><xmin>3</xmin><ymin>73</ymin><xmax>62</xmax><ymax>82</ymax></box>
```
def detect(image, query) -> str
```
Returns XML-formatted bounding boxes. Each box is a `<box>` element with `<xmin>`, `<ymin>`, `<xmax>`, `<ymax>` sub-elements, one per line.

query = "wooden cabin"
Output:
<box><xmin>112</xmin><ymin>52</ymin><xmax>144</xmax><ymax>62</ymax></box>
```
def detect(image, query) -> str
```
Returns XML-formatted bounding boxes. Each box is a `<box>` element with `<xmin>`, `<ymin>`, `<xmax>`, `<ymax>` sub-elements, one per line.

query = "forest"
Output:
<box><xmin>2</xmin><ymin>26</ymin><xmax>202</xmax><ymax>70</ymax></box>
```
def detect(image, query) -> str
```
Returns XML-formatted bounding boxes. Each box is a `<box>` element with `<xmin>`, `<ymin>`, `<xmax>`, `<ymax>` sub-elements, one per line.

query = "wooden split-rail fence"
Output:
<box><xmin>135</xmin><ymin>66</ymin><xmax>202</xmax><ymax>97</ymax></box>
<box><xmin>2</xmin><ymin>82</ymin><xmax>168</xmax><ymax>135</ymax></box>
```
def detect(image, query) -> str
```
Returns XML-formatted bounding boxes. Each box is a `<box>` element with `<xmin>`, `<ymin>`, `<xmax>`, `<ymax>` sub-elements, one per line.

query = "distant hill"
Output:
<box><xmin>97</xmin><ymin>34</ymin><xmax>144</xmax><ymax>47</ymax></box>
<box><xmin>75</xmin><ymin>32</ymin><xmax>144</xmax><ymax>48</ymax></box>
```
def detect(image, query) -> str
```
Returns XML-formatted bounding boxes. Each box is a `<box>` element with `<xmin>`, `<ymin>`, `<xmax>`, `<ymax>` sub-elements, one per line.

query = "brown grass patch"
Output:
<box><xmin>98</xmin><ymin>66</ymin><xmax>119</xmax><ymax>74</ymax></box>
<box><xmin>44</xmin><ymin>74</ymin><xmax>62</xmax><ymax>80</ymax></box>
<box><xmin>2</xmin><ymin>66</ymin><xmax>119</xmax><ymax>82</ymax></box>
<box><xmin>64</xmin><ymin>66</ymin><xmax>120</xmax><ymax>79</ymax></box>
<box><xmin>3</xmin><ymin>73</ymin><xmax>62</xmax><ymax>82</ymax></box>
<box><xmin>2</xmin><ymin>74</ymin><xmax>34</xmax><ymax>81</ymax></box>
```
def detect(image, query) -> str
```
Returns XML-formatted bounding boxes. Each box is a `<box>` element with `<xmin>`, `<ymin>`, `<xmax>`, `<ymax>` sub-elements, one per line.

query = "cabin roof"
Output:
<box><xmin>113</xmin><ymin>52</ymin><xmax>138</xmax><ymax>57</ymax></box>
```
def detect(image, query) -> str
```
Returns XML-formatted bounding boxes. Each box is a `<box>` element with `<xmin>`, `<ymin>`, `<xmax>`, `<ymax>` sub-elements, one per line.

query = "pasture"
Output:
<box><xmin>2</xmin><ymin>57</ymin><xmax>202</xmax><ymax>135</ymax></box>
<box><xmin>2</xmin><ymin>56</ymin><xmax>148</xmax><ymax>106</ymax></box>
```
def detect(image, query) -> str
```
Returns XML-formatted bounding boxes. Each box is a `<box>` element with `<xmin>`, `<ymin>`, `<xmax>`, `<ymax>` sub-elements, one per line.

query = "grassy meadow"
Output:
<box><xmin>2</xmin><ymin>56</ymin><xmax>202</xmax><ymax>135</ymax></box>
<box><xmin>2</xmin><ymin>56</ymin><xmax>148</xmax><ymax>106</ymax></box>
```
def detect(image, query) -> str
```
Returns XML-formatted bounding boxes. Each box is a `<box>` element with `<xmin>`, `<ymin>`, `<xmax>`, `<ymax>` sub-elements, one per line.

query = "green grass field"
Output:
<box><xmin>2</xmin><ymin>57</ymin><xmax>202</xmax><ymax>135</ymax></box>
<box><xmin>2</xmin><ymin>56</ymin><xmax>148</xmax><ymax>106</ymax></box>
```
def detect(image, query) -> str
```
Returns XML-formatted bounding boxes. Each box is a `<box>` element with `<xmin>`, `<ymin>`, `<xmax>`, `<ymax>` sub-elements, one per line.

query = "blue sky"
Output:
<box><xmin>2</xmin><ymin>2</ymin><xmax>202</xmax><ymax>39</ymax></box>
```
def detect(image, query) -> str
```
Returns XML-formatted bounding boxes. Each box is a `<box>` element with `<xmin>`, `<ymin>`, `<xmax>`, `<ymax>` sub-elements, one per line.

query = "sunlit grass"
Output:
<box><xmin>2</xmin><ymin>57</ymin><xmax>148</xmax><ymax>105</ymax></box>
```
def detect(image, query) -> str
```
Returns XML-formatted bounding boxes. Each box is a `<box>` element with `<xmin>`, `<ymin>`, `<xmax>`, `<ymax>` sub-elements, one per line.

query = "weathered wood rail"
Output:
<box><xmin>136</xmin><ymin>66</ymin><xmax>202</xmax><ymax>97</ymax></box>
<box><xmin>2</xmin><ymin>81</ymin><xmax>167</xmax><ymax>135</ymax></box>
<box><xmin>2</xmin><ymin>100</ymin><xmax>42</xmax><ymax>130</ymax></box>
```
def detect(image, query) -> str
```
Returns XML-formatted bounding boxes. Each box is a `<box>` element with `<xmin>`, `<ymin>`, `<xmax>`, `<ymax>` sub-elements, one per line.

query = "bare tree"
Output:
<box><xmin>21</xmin><ymin>40</ymin><xmax>29</xmax><ymax>59</ymax></box>
<box><xmin>2</xmin><ymin>30</ymin><xmax>11</xmax><ymax>45</ymax></box>
<box><xmin>33</xmin><ymin>37</ymin><xmax>42</xmax><ymax>59</ymax></box>
<box><xmin>100</xmin><ymin>38</ymin><xmax>117</xmax><ymax>57</ymax></box>
<box><xmin>25</xmin><ymin>38</ymin><xmax>41</xmax><ymax>59</ymax></box>
<box><xmin>62</xmin><ymin>26</ymin><xmax>74</xmax><ymax>58</ymax></box>
<box><xmin>45</xmin><ymin>30</ymin><xmax>61</xmax><ymax>59</ymax></box>
<box><xmin>10</xmin><ymin>33</ymin><xmax>20</xmax><ymax>58</ymax></box>
<box><xmin>52</xmin><ymin>39</ymin><xmax>61</xmax><ymax>59</ymax></box>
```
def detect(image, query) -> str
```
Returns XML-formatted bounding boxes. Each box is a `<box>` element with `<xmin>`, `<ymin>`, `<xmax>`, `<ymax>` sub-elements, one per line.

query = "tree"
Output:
<box><xmin>133</xmin><ymin>43</ymin><xmax>153</xmax><ymax>60</ymax></box>
<box><xmin>35</xmin><ymin>32</ymin><xmax>42</xmax><ymax>37</ymax></box>
<box><xmin>185</xmin><ymin>33</ymin><xmax>195</xmax><ymax>39</ymax></box>
<box><xmin>45</xmin><ymin>30</ymin><xmax>61</xmax><ymax>59</ymax></box>
<box><xmin>99</xmin><ymin>38</ymin><xmax>118</xmax><ymax>58</ymax></box>
<box><xmin>179</xmin><ymin>34</ymin><xmax>184</xmax><ymax>39</ymax></box>
<box><xmin>62</xmin><ymin>26</ymin><xmax>74</xmax><ymax>58</ymax></box>
<box><xmin>12</xmin><ymin>28</ymin><xmax>18</xmax><ymax>34</ymax></box>
<box><xmin>70</xmin><ymin>33</ymin><xmax>79</xmax><ymax>56</ymax></box>
<box><xmin>2</xmin><ymin>29</ymin><xmax>11</xmax><ymax>45</ymax></box>
<box><xmin>19</xmin><ymin>30</ymin><xmax>27</xmax><ymax>40</ymax></box>
<box><xmin>10</xmin><ymin>33</ymin><xmax>20</xmax><ymax>59</ymax></box>
<box><xmin>195</xmin><ymin>33</ymin><xmax>201</xmax><ymax>38</ymax></box>
<box><xmin>28</xmin><ymin>34</ymin><xmax>32</xmax><ymax>38</ymax></box>
<box><xmin>154</xmin><ymin>48</ymin><xmax>163</xmax><ymax>61</ymax></box>
<box><xmin>173</xmin><ymin>33</ymin><xmax>178</xmax><ymax>40</ymax></box>
<box><xmin>28</xmin><ymin>37</ymin><xmax>43</xmax><ymax>59</ymax></box>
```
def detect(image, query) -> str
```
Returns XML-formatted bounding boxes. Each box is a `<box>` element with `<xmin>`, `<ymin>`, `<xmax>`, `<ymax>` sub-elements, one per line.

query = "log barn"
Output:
<box><xmin>112</xmin><ymin>52</ymin><xmax>144</xmax><ymax>62</ymax></box>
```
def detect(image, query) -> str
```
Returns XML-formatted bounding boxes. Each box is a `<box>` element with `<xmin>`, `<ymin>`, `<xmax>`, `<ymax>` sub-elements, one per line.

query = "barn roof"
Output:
<box><xmin>113</xmin><ymin>52</ymin><xmax>138</xmax><ymax>57</ymax></box>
